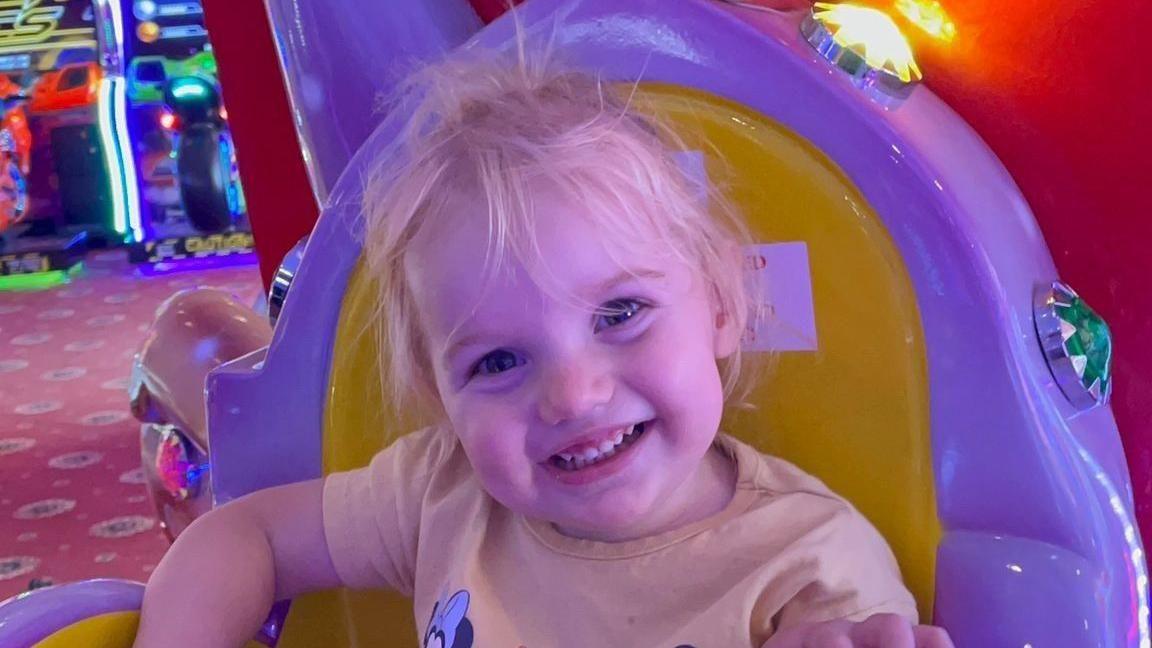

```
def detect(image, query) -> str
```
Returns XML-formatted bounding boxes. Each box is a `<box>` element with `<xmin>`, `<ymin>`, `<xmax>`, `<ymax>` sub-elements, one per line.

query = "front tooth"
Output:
<box><xmin>558</xmin><ymin>453</ymin><xmax>574</xmax><ymax>462</ymax></box>
<box><xmin>598</xmin><ymin>440</ymin><xmax>615</xmax><ymax>453</ymax></box>
<box><xmin>582</xmin><ymin>447</ymin><xmax>600</xmax><ymax>461</ymax></box>
<box><xmin>624</xmin><ymin>424</ymin><xmax>637</xmax><ymax>437</ymax></box>
<box><xmin>612</xmin><ymin>431</ymin><xmax>624</xmax><ymax>445</ymax></box>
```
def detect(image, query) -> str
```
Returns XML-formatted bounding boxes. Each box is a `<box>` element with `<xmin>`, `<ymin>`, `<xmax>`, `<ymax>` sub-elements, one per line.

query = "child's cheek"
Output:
<box><xmin>453</xmin><ymin>403</ymin><xmax>535</xmax><ymax>495</ymax></box>
<box><xmin>628</xmin><ymin>314</ymin><xmax>726</xmax><ymax>421</ymax></box>
<box><xmin>641</xmin><ymin>312</ymin><xmax>721</xmax><ymax>384</ymax></box>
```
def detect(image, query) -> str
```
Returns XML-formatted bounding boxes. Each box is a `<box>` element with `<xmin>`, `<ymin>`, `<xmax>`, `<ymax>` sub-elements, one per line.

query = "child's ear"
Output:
<box><xmin>713</xmin><ymin>308</ymin><xmax>741</xmax><ymax>359</ymax></box>
<box><xmin>708</xmin><ymin>281</ymin><xmax>741</xmax><ymax>359</ymax></box>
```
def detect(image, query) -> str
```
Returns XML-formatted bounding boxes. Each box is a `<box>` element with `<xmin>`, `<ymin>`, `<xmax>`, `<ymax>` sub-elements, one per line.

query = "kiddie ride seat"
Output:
<box><xmin>1</xmin><ymin>1</ymin><xmax>1144</xmax><ymax>646</ymax></box>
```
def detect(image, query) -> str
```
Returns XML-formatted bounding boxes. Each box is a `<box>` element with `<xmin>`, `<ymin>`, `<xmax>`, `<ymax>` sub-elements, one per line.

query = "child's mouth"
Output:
<box><xmin>549</xmin><ymin>421</ymin><xmax>648</xmax><ymax>472</ymax></box>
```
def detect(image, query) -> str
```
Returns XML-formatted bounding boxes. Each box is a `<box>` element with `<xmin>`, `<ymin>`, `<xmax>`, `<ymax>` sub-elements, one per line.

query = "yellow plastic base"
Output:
<box><xmin>32</xmin><ymin>611</ymin><xmax>265</xmax><ymax>648</ymax></box>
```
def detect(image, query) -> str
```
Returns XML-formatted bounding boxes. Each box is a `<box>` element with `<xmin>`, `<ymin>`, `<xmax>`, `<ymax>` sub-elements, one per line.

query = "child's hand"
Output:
<box><xmin>763</xmin><ymin>613</ymin><xmax>954</xmax><ymax>648</ymax></box>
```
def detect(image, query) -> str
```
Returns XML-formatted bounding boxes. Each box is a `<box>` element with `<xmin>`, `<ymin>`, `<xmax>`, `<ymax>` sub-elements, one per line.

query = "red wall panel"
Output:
<box><xmin>201</xmin><ymin>0</ymin><xmax>319</xmax><ymax>290</ymax></box>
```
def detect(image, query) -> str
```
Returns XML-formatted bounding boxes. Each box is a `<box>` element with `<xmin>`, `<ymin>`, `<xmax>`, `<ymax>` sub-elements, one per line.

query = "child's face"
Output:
<box><xmin>406</xmin><ymin>184</ymin><xmax>738</xmax><ymax>541</ymax></box>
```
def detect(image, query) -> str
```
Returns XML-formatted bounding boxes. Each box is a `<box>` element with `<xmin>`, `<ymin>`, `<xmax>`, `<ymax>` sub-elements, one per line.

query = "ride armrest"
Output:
<box><xmin>0</xmin><ymin>579</ymin><xmax>144</xmax><ymax>647</ymax></box>
<box><xmin>0</xmin><ymin>579</ymin><xmax>274</xmax><ymax>647</ymax></box>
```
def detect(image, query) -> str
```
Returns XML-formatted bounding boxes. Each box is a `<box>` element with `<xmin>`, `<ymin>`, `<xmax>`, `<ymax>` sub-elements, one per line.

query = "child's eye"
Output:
<box><xmin>471</xmin><ymin>349</ymin><xmax>523</xmax><ymax>377</ymax></box>
<box><xmin>594</xmin><ymin>299</ymin><xmax>648</xmax><ymax>333</ymax></box>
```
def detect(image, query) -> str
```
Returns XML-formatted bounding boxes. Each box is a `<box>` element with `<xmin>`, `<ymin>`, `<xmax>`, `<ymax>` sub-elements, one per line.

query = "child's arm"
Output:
<box><xmin>762</xmin><ymin>614</ymin><xmax>953</xmax><ymax>647</ymax></box>
<box><xmin>133</xmin><ymin>478</ymin><xmax>342</xmax><ymax>648</ymax></box>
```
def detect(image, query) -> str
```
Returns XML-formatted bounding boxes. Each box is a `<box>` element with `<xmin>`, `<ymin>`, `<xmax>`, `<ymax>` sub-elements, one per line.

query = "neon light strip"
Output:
<box><xmin>0</xmin><ymin>263</ymin><xmax>84</xmax><ymax>291</ymax></box>
<box><xmin>0</xmin><ymin>39</ymin><xmax>100</xmax><ymax>55</ymax></box>
<box><xmin>108</xmin><ymin>0</ymin><xmax>143</xmax><ymax>241</ymax></box>
<box><xmin>113</xmin><ymin>77</ymin><xmax>142</xmax><ymax>241</ymax></box>
<box><xmin>135</xmin><ymin>253</ymin><xmax>258</xmax><ymax>276</ymax></box>
<box><xmin>96</xmin><ymin>78</ymin><xmax>127</xmax><ymax>235</ymax></box>
<box><xmin>158</xmin><ymin>3</ymin><xmax>204</xmax><ymax>17</ymax></box>
<box><xmin>159</xmin><ymin>25</ymin><xmax>208</xmax><ymax>40</ymax></box>
<box><xmin>92</xmin><ymin>0</ymin><xmax>141</xmax><ymax>241</ymax></box>
<box><xmin>103</xmin><ymin>0</ymin><xmax>126</xmax><ymax>65</ymax></box>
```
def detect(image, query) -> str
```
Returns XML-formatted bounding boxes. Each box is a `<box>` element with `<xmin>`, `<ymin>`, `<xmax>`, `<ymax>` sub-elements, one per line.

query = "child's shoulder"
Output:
<box><xmin>718</xmin><ymin>433</ymin><xmax>852</xmax><ymax>509</ymax></box>
<box><xmin>387</xmin><ymin>424</ymin><xmax>456</xmax><ymax>457</ymax></box>
<box><xmin>717</xmin><ymin>434</ymin><xmax>895</xmax><ymax>560</ymax></box>
<box><xmin>360</xmin><ymin>424</ymin><xmax>466</xmax><ymax>481</ymax></box>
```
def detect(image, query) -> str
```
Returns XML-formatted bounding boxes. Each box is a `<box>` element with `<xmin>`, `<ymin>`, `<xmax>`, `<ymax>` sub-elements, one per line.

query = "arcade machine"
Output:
<box><xmin>121</xmin><ymin>0</ymin><xmax>254</xmax><ymax>267</ymax></box>
<box><xmin>0</xmin><ymin>0</ymin><xmax>114</xmax><ymax>290</ymax></box>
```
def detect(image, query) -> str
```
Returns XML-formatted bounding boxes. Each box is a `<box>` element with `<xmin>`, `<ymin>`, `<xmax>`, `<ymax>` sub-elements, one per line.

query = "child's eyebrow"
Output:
<box><xmin>590</xmin><ymin>268</ymin><xmax>665</xmax><ymax>296</ymax></box>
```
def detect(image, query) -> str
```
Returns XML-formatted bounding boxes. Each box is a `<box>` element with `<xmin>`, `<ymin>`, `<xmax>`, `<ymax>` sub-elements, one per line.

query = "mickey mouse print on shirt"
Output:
<box><xmin>423</xmin><ymin>589</ymin><xmax>474</xmax><ymax>648</ymax></box>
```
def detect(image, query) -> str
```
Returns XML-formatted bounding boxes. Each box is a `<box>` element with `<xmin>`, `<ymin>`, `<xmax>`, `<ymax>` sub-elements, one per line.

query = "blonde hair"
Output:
<box><xmin>362</xmin><ymin>42</ymin><xmax>760</xmax><ymax>422</ymax></box>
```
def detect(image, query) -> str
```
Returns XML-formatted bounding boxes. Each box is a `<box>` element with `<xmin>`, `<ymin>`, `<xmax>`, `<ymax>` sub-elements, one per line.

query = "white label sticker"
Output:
<box><xmin>672</xmin><ymin>150</ymin><xmax>708</xmax><ymax>203</ymax></box>
<box><xmin>742</xmin><ymin>242</ymin><xmax>818</xmax><ymax>352</ymax></box>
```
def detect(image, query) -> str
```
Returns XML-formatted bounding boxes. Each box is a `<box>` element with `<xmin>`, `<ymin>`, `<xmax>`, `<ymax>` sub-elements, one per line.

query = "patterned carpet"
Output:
<box><xmin>0</xmin><ymin>249</ymin><xmax>262</xmax><ymax>602</ymax></box>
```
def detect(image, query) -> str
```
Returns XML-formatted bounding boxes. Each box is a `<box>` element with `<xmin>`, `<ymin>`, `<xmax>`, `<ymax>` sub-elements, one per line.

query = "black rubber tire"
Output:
<box><xmin>0</xmin><ymin>155</ymin><xmax>26</xmax><ymax>231</ymax></box>
<box><xmin>177</xmin><ymin>123</ymin><xmax>231</xmax><ymax>233</ymax></box>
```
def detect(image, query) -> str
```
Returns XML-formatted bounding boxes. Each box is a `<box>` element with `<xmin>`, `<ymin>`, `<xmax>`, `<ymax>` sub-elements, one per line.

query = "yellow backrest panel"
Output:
<box><xmin>641</xmin><ymin>85</ymin><xmax>939</xmax><ymax>619</ymax></box>
<box><xmin>282</xmin><ymin>84</ymin><xmax>940</xmax><ymax>645</ymax></box>
<box><xmin>279</xmin><ymin>589</ymin><xmax>412</xmax><ymax>648</ymax></box>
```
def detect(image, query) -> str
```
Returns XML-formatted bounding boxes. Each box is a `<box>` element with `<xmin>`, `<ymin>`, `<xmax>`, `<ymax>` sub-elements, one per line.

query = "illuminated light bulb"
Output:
<box><xmin>812</xmin><ymin>3</ymin><xmax>921</xmax><ymax>83</ymax></box>
<box><xmin>157</xmin><ymin>432</ymin><xmax>190</xmax><ymax>497</ymax></box>
<box><xmin>895</xmin><ymin>0</ymin><xmax>957</xmax><ymax>42</ymax></box>
<box><xmin>155</xmin><ymin>426</ymin><xmax>202</xmax><ymax>500</ymax></box>
<box><xmin>134</xmin><ymin>0</ymin><xmax>158</xmax><ymax>20</ymax></box>
<box><xmin>171</xmin><ymin>82</ymin><xmax>207</xmax><ymax>99</ymax></box>
<box><xmin>136</xmin><ymin>21</ymin><xmax>160</xmax><ymax>44</ymax></box>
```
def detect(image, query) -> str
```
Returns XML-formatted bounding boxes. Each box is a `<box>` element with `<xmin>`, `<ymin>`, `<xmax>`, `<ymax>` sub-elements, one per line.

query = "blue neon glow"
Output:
<box><xmin>157</xmin><ymin>3</ymin><xmax>203</xmax><ymax>17</ymax></box>
<box><xmin>171</xmin><ymin>82</ymin><xmax>208</xmax><ymax>99</ymax></box>
<box><xmin>159</xmin><ymin>25</ymin><xmax>208</xmax><ymax>40</ymax></box>
<box><xmin>133</xmin><ymin>0</ymin><xmax>158</xmax><ymax>20</ymax></box>
<box><xmin>104</xmin><ymin>0</ymin><xmax>126</xmax><ymax>66</ymax></box>
<box><xmin>92</xmin><ymin>0</ymin><xmax>143</xmax><ymax>242</ymax></box>
<box><xmin>114</xmin><ymin>77</ymin><xmax>143</xmax><ymax>241</ymax></box>
<box><xmin>96</xmin><ymin>78</ymin><xmax>127</xmax><ymax>235</ymax></box>
<box><xmin>135</xmin><ymin>252</ymin><xmax>258</xmax><ymax>276</ymax></box>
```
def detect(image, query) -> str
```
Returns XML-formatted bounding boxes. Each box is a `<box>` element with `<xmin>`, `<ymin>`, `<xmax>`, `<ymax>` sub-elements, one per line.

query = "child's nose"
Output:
<box><xmin>537</xmin><ymin>358</ymin><xmax>614</xmax><ymax>425</ymax></box>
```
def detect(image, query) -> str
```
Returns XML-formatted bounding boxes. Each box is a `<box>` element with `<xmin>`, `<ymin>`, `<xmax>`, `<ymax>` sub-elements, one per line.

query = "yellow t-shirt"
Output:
<box><xmin>322</xmin><ymin>426</ymin><xmax>916</xmax><ymax>647</ymax></box>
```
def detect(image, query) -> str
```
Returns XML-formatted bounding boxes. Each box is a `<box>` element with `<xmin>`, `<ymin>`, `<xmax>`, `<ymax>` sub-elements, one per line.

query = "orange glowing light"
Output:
<box><xmin>160</xmin><ymin>112</ymin><xmax>177</xmax><ymax>130</ymax></box>
<box><xmin>813</xmin><ymin>2</ymin><xmax>922</xmax><ymax>83</ymax></box>
<box><xmin>895</xmin><ymin>0</ymin><xmax>957</xmax><ymax>42</ymax></box>
<box><xmin>137</xmin><ymin>21</ymin><xmax>160</xmax><ymax>44</ymax></box>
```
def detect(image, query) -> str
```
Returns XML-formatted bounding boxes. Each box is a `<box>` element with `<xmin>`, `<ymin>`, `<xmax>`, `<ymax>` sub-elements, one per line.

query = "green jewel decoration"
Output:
<box><xmin>1034</xmin><ymin>282</ymin><xmax>1113</xmax><ymax>410</ymax></box>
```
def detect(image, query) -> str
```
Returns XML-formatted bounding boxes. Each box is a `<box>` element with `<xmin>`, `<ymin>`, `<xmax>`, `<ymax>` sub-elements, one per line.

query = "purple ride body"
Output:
<box><xmin>218</xmin><ymin>0</ymin><xmax>1141</xmax><ymax>643</ymax></box>
<box><xmin>0</xmin><ymin>580</ymin><xmax>144</xmax><ymax>647</ymax></box>
<box><xmin>220</xmin><ymin>0</ymin><xmax>1137</xmax><ymax>643</ymax></box>
<box><xmin>262</xmin><ymin>0</ymin><xmax>482</xmax><ymax>202</ymax></box>
<box><xmin>0</xmin><ymin>0</ymin><xmax>1141</xmax><ymax>645</ymax></box>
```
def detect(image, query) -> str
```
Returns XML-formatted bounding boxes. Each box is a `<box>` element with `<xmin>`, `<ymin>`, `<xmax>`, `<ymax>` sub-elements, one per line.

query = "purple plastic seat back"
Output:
<box><xmin>263</xmin><ymin>0</ymin><xmax>481</xmax><ymax>203</ymax></box>
<box><xmin>201</xmin><ymin>1</ymin><xmax>1146</xmax><ymax>645</ymax></box>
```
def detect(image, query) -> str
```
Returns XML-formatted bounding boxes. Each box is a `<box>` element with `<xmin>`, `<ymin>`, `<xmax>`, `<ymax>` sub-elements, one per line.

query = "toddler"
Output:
<box><xmin>136</xmin><ymin>44</ymin><xmax>952</xmax><ymax>648</ymax></box>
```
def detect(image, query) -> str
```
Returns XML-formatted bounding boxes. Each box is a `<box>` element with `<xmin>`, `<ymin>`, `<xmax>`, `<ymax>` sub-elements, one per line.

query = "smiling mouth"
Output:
<box><xmin>549</xmin><ymin>421</ymin><xmax>649</xmax><ymax>472</ymax></box>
